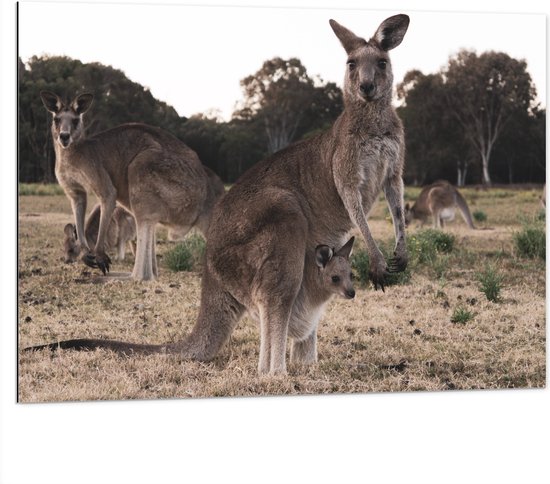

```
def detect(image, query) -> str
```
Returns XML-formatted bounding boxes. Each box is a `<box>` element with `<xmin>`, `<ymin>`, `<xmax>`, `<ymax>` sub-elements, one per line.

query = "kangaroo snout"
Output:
<box><xmin>345</xmin><ymin>288</ymin><xmax>355</xmax><ymax>299</ymax></box>
<box><xmin>360</xmin><ymin>82</ymin><xmax>375</xmax><ymax>99</ymax></box>
<box><xmin>59</xmin><ymin>132</ymin><xmax>71</xmax><ymax>147</ymax></box>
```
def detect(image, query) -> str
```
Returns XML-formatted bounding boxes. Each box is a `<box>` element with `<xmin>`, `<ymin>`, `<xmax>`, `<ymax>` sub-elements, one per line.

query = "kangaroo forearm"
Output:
<box><xmin>384</xmin><ymin>175</ymin><xmax>406</xmax><ymax>249</ymax></box>
<box><xmin>95</xmin><ymin>196</ymin><xmax>116</xmax><ymax>252</ymax></box>
<box><xmin>69</xmin><ymin>194</ymin><xmax>89</xmax><ymax>250</ymax></box>
<box><xmin>343</xmin><ymin>192</ymin><xmax>381</xmax><ymax>258</ymax></box>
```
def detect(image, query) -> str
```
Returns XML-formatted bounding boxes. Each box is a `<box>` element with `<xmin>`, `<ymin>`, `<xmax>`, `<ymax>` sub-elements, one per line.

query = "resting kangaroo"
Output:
<box><xmin>28</xmin><ymin>15</ymin><xmax>409</xmax><ymax>374</ymax></box>
<box><xmin>40</xmin><ymin>91</ymin><xmax>225</xmax><ymax>280</ymax></box>
<box><xmin>404</xmin><ymin>180</ymin><xmax>475</xmax><ymax>229</ymax></box>
<box><xmin>63</xmin><ymin>204</ymin><xmax>136</xmax><ymax>264</ymax></box>
<box><xmin>26</xmin><ymin>237</ymin><xmax>356</xmax><ymax>362</ymax></box>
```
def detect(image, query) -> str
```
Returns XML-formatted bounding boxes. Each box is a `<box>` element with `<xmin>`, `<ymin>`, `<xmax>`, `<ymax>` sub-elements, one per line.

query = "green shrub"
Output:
<box><xmin>473</xmin><ymin>210</ymin><xmax>487</xmax><ymax>222</ymax></box>
<box><xmin>407</xmin><ymin>229</ymin><xmax>455</xmax><ymax>265</ymax></box>
<box><xmin>350</xmin><ymin>247</ymin><xmax>411</xmax><ymax>288</ymax></box>
<box><xmin>477</xmin><ymin>264</ymin><xmax>503</xmax><ymax>302</ymax></box>
<box><xmin>513</xmin><ymin>223</ymin><xmax>545</xmax><ymax>260</ymax></box>
<box><xmin>351</xmin><ymin>250</ymin><xmax>370</xmax><ymax>287</ymax></box>
<box><xmin>164</xmin><ymin>234</ymin><xmax>206</xmax><ymax>272</ymax></box>
<box><xmin>451</xmin><ymin>306</ymin><xmax>474</xmax><ymax>324</ymax></box>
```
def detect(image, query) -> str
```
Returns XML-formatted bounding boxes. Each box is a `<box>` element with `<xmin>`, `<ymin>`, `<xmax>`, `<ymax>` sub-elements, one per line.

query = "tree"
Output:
<box><xmin>443</xmin><ymin>50</ymin><xmax>536</xmax><ymax>185</ymax></box>
<box><xmin>397</xmin><ymin>70</ymin><xmax>474</xmax><ymax>186</ymax></box>
<box><xmin>236</xmin><ymin>57</ymin><xmax>342</xmax><ymax>153</ymax></box>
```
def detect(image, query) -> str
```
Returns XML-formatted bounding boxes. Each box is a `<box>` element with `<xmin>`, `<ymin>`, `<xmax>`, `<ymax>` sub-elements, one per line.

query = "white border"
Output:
<box><xmin>2</xmin><ymin>1</ymin><xmax>548</xmax><ymax>483</ymax></box>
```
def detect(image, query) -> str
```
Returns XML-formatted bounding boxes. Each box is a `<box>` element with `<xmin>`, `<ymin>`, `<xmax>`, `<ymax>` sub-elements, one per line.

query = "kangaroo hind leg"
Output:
<box><xmin>132</xmin><ymin>220</ymin><xmax>157</xmax><ymax>281</ymax></box>
<box><xmin>290</xmin><ymin>328</ymin><xmax>318</xmax><ymax>365</ymax></box>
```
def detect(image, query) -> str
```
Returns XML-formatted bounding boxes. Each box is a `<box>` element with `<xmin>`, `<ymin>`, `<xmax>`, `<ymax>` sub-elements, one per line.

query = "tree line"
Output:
<box><xmin>19</xmin><ymin>51</ymin><xmax>545</xmax><ymax>185</ymax></box>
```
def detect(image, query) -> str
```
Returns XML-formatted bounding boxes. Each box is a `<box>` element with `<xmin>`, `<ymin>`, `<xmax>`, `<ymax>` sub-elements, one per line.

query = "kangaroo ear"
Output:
<box><xmin>335</xmin><ymin>236</ymin><xmax>355</xmax><ymax>259</ymax></box>
<box><xmin>315</xmin><ymin>245</ymin><xmax>334</xmax><ymax>268</ymax></box>
<box><xmin>64</xmin><ymin>223</ymin><xmax>76</xmax><ymax>238</ymax></box>
<box><xmin>372</xmin><ymin>14</ymin><xmax>410</xmax><ymax>51</ymax></box>
<box><xmin>72</xmin><ymin>93</ymin><xmax>94</xmax><ymax>114</ymax></box>
<box><xmin>405</xmin><ymin>202</ymin><xmax>410</xmax><ymax>210</ymax></box>
<box><xmin>40</xmin><ymin>91</ymin><xmax>63</xmax><ymax>114</ymax></box>
<box><xmin>329</xmin><ymin>19</ymin><xmax>367</xmax><ymax>54</ymax></box>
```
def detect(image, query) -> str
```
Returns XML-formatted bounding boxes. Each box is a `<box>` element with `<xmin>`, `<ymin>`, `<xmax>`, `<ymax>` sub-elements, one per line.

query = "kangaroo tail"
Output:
<box><xmin>24</xmin><ymin>270</ymin><xmax>245</xmax><ymax>361</ymax></box>
<box><xmin>23</xmin><ymin>338</ymin><xmax>168</xmax><ymax>355</ymax></box>
<box><xmin>455</xmin><ymin>189</ymin><xmax>475</xmax><ymax>229</ymax></box>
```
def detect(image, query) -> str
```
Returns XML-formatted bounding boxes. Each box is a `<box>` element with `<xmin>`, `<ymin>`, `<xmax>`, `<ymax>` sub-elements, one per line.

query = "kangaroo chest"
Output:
<box><xmin>55</xmin><ymin>158</ymin><xmax>88</xmax><ymax>192</ymax></box>
<box><xmin>357</xmin><ymin>134</ymin><xmax>401</xmax><ymax>191</ymax></box>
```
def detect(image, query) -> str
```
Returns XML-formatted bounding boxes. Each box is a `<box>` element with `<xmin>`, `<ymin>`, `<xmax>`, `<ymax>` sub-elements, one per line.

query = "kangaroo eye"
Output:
<box><xmin>350</xmin><ymin>272</ymin><xmax>354</xmax><ymax>280</ymax></box>
<box><xmin>53</xmin><ymin>117</ymin><xmax>60</xmax><ymax>126</ymax></box>
<box><xmin>347</xmin><ymin>60</ymin><xmax>356</xmax><ymax>70</ymax></box>
<box><xmin>378</xmin><ymin>59</ymin><xmax>387</xmax><ymax>70</ymax></box>
<box><xmin>332</xmin><ymin>276</ymin><xmax>340</xmax><ymax>283</ymax></box>
<box><xmin>72</xmin><ymin>118</ymin><xmax>79</xmax><ymax>129</ymax></box>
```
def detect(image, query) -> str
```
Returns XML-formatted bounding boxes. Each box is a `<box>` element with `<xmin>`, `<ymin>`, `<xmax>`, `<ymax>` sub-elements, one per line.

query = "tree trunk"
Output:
<box><xmin>481</xmin><ymin>153</ymin><xmax>492</xmax><ymax>186</ymax></box>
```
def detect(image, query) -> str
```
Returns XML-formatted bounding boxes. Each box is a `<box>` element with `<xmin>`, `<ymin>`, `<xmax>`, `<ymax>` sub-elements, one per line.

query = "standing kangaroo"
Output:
<box><xmin>63</xmin><ymin>204</ymin><xmax>136</xmax><ymax>264</ymax></box>
<box><xmin>28</xmin><ymin>15</ymin><xmax>409</xmax><ymax>374</ymax></box>
<box><xmin>404</xmin><ymin>180</ymin><xmax>475</xmax><ymax>229</ymax></box>
<box><xmin>40</xmin><ymin>91</ymin><xmax>225</xmax><ymax>280</ymax></box>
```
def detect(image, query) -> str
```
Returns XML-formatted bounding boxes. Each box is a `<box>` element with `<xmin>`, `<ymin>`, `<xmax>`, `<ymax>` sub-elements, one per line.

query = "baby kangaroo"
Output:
<box><xmin>63</xmin><ymin>204</ymin><xmax>136</xmax><ymax>264</ymax></box>
<box><xmin>24</xmin><ymin>238</ymin><xmax>356</xmax><ymax>367</ymax></box>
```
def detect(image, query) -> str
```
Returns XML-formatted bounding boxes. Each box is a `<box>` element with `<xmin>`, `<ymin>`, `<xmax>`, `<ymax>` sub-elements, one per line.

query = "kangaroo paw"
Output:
<box><xmin>81</xmin><ymin>252</ymin><xmax>99</xmax><ymax>269</ymax></box>
<box><xmin>95</xmin><ymin>253</ymin><xmax>112</xmax><ymax>275</ymax></box>
<box><xmin>388</xmin><ymin>253</ymin><xmax>408</xmax><ymax>273</ymax></box>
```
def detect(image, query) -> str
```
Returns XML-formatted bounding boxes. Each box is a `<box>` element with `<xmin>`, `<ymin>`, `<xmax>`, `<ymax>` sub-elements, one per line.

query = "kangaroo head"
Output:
<box><xmin>63</xmin><ymin>223</ymin><xmax>80</xmax><ymax>263</ymax></box>
<box><xmin>40</xmin><ymin>91</ymin><xmax>93</xmax><ymax>149</ymax></box>
<box><xmin>329</xmin><ymin>14</ymin><xmax>409</xmax><ymax>104</ymax></box>
<box><xmin>315</xmin><ymin>237</ymin><xmax>356</xmax><ymax>299</ymax></box>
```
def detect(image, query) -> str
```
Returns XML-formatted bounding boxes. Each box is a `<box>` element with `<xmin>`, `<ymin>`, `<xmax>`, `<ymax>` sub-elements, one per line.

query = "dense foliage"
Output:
<box><xmin>397</xmin><ymin>50</ymin><xmax>545</xmax><ymax>186</ymax></box>
<box><xmin>19</xmin><ymin>51</ymin><xmax>544</xmax><ymax>185</ymax></box>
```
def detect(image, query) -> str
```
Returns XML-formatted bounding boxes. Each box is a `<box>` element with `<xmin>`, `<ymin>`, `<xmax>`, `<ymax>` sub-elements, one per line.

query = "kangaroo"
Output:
<box><xmin>404</xmin><ymin>180</ymin><xmax>475</xmax><ymax>229</ymax></box>
<box><xmin>28</xmin><ymin>15</ymin><xmax>409</xmax><ymax>375</ymax></box>
<box><xmin>40</xmin><ymin>91</ymin><xmax>225</xmax><ymax>280</ymax></box>
<box><xmin>63</xmin><ymin>204</ymin><xmax>136</xmax><ymax>264</ymax></box>
<box><xmin>25</xmin><ymin>237</ymin><xmax>356</xmax><ymax>364</ymax></box>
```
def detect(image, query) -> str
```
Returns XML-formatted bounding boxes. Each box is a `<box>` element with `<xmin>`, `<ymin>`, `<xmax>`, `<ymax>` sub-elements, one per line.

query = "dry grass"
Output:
<box><xmin>18</xmin><ymin>186</ymin><xmax>546</xmax><ymax>402</ymax></box>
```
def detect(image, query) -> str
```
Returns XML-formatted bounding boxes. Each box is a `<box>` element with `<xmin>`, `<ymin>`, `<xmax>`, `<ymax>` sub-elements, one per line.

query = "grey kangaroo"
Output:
<box><xmin>26</xmin><ymin>237</ymin><xmax>356</xmax><ymax>364</ymax></box>
<box><xmin>405</xmin><ymin>180</ymin><xmax>475</xmax><ymax>229</ymax></box>
<box><xmin>28</xmin><ymin>15</ymin><xmax>409</xmax><ymax>374</ymax></box>
<box><xmin>40</xmin><ymin>91</ymin><xmax>225</xmax><ymax>280</ymax></box>
<box><xmin>63</xmin><ymin>204</ymin><xmax>136</xmax><ymax>264</ymax></box>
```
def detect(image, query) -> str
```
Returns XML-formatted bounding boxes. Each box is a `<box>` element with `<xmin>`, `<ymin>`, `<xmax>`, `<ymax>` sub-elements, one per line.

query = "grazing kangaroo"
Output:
<box><xmin>29</xmin><ymin>15</ymin><xmax>409</xmax><ymax>374</ymax></box>
<box><xmin>404</xmin><ymin>180</ymin><xmax>475</xmax><ymax>229</ymax></box>
<box><xmin>63</xmin><ymin>204</ymin><xmax>136</xmax><ymax>264</ymax></box>
<box><xmin>26</xmin><ymin>238</ymin><xmax>356</xmax><ymax>361</ymax></box>
<box><xmin>40</xmin><ymin>91</ymin><xmax>225</xmax><ymax>280</ymax></box>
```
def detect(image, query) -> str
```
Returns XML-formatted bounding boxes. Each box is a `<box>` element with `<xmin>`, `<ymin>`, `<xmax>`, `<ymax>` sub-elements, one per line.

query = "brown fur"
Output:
<box><xmin>30</xmin><ymin>15</ymin><xmax>409</xmax><ymax>374</ymax></box>
<box><xmin>63</xmin><ymin>204</ymin><xmax>136</xmax><ymax>263</ymax></box>
<box><xmin>40</xmin><ymin>91</ymin><xmax>225</xmax><ymax>280</ymax></box>
<box><xmin>405</xmin><ymin>180</ymin><xmax>475</xmax><ymax>229</ymax></box>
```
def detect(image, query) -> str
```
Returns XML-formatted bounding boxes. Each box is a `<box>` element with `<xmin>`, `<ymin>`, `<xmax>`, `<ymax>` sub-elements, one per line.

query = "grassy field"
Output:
<box><xmin>18</xmin><ymin>185</ymin><xmax>546</xmax><ymax>402</ymax></box>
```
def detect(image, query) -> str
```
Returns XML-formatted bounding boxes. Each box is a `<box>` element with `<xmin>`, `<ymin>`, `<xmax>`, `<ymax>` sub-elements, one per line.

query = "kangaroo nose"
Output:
<box><xmin>346</xmin><ymin>289</ymin><xmax>356</xmax><ymax>299</ymax></box>
<box><xmin>59</xmin><ymin>132</ymin><xmax>70</xmax><ymax>144</ymax></box>
<box><xmin>360</xmin><ymin>82</ymin><xmax>375</xmax><ymax>96</ymax></box>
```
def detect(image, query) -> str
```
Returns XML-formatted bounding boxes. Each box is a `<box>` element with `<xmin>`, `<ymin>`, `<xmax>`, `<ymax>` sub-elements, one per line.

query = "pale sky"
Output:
<box><xmin>18</xmin><ymin>2</ymin><xmax>546</xmax><ymax>120</ymax></box>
